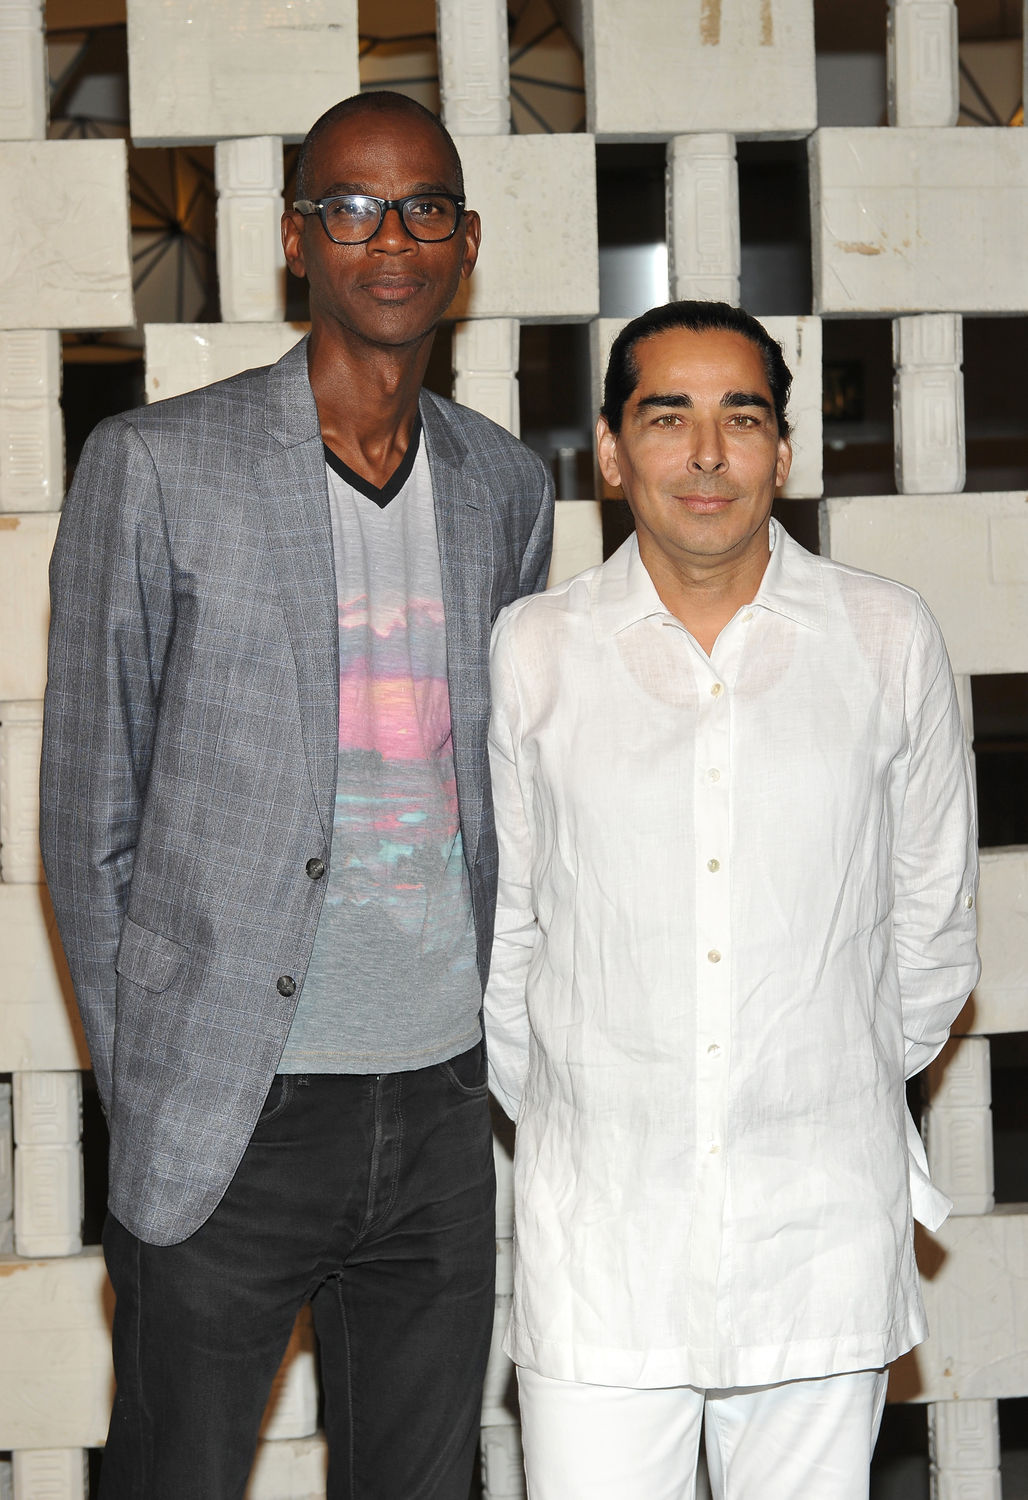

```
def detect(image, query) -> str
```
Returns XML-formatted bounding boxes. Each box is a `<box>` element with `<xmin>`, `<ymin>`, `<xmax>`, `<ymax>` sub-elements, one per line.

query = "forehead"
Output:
<box><xmin>307</xmin><ymin>110</ymin><xmax>459</xmax><ymax>194</ymax></box>
<box><xmin>630</xmin><ymin>327</ymin><xmax>771</xmax><ymax>402</ymax></box>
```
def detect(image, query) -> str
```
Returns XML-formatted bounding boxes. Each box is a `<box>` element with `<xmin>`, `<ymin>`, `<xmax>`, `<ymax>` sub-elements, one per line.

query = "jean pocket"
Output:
<box><xmin>254</xmin><ymin>1074</ymin><xmax>295</xmax><ymax>1128</ymax></box>
<box><xmin>439</xmin><ymin>1040</ymin><xmax>488</xmax><ymax>1097</ymax></box>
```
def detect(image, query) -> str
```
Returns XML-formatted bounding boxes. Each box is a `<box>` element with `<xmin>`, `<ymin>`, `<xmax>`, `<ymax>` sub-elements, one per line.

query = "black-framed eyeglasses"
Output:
<box><xmin>292</xmin><ymin>192</ymin><xmax>466</xmax><ymax>246</ymax></box>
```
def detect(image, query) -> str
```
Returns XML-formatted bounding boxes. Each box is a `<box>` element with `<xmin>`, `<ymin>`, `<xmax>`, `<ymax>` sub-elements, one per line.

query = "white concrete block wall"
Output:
<box><xmin>436</xmin><ymin>0</ymin><xmax>510</xmax><ymax>135</ymax></box>
<box><xmin>929</xmin><ymin>1400</ymin><xmax>1002</xmax><ymax>1500</ymax></box>
<box><xmin>453</xmin><ymin>318</ymin><xmax>521</xmax><ymax>436</ymax></box>
<box><xmin>11</xmin><ymin>1450</ymin><xmax>88</xmax><ymax>1500</ymax></box>
<box><xmin>892</xmin><ymin>314</ymin><xmax>965</xmax><ymax>495</ymax></box>
<box><xmin>144</xmin><ymin>322</ymin><xmax>306</xmax><ymax>403</ymax></box>
<box><xmin>0</xmin><ymin>0</ymin><xmax>47</xmax><ymax>142</ymax></box>
<box><xmin>887</xmin><ymin>0</ymin><xmax>959</xmax><ymax>127</ymax></box>
<box><xmin>0</xmin><ymin>700</ymin><xmax>44</xmax><ymax>883</ymax></box>
<box><xmin>666</xmin><ymin>133</ymin><xmax>740</xmax><ymax>305</ymax></box>
<box><xmin>215</xmin><ymin>137</ymin><xmax>286</xmax><ymax>324</ymax></box>
<box><xmin>0</xmin><ymin>329</ymin><xmax>63</xmax><ymax>514</ymax></box>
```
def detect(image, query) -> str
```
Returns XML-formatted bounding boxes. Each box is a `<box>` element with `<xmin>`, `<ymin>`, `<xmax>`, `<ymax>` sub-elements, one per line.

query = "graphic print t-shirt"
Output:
<box><xmin>278</xmin><ymin>426</ymin><xmax>481</xmax><ymax>1072</ymax></box>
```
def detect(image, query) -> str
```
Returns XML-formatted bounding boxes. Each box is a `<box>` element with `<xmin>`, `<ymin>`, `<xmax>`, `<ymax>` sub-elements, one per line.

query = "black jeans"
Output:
<box><xmin>99</xmin><ymin>1043</ymin><xmax>497</xmax><ymax>1500</ymax></box>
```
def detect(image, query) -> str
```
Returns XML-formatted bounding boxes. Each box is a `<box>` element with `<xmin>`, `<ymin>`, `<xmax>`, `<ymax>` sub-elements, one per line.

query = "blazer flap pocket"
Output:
<box><xmin>115</xmin><ymin>916</ymin><xmax>190</xmax><ymax>994</ymax></box>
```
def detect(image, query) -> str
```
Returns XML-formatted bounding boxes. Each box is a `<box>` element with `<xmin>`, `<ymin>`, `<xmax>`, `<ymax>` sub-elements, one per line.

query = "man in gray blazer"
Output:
<box><xmin>40</xmin><ymin>91</ymin><xmax>553</xmax><ymax>1499</ymax></box>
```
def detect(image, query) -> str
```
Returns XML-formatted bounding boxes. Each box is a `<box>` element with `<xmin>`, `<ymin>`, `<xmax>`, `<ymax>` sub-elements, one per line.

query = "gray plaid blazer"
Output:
<box><xmin>40</xmin><ymin>337</ymin><xmax>553</xmax><ymax>1246</ymax></box>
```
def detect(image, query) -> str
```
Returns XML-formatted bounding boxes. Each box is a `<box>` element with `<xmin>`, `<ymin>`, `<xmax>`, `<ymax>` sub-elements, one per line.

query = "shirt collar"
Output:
<box><xmin>591</xmin><ymin>519</ymin><xmax>827</xmax><ymax>641</ymax></box>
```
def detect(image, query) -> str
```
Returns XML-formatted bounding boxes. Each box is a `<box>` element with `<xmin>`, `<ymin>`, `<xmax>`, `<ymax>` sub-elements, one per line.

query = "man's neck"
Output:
<box><xmin>640</xmin><ymin>530</ymin><xmax>772</xmax><ymax>657</ymax></box>
<box><xmin>306</xmin><ymin>322</ymin><xmax>433</xmax><ymax>490</ymax></box>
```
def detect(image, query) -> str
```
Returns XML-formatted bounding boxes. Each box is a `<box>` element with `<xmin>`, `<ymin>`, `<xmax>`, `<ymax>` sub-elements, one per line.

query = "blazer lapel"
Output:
<box><xmin>422</xmin><ymin>394</ymin><xmax>495</xmax><ymax>877</ymax></box>
<box><xmin>255</xmin><ymin>340</ymin><xmax>339</xmax><ymax>842</ymax></box>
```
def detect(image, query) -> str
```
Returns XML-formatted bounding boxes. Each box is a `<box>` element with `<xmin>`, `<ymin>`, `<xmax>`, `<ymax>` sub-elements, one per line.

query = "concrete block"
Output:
<box><xmin>0</xmin><ymin>0</ymin><xmax>47</xmax><ymax>141</ymax></box>
<box><xmin>921</xmin><ymin>1106</ymin><xmax>994</xmax><ymax>1216</ymax></box>
<box><xmin>126</xmin><ymin>0</ymin><xmax>359</xmax><ymax>145</ymax></box>
<box><xmin>0</xmin><ymin>883</ymin><xmax>89</xmax><ymax>1074</ymax></box>
<box><xmin>11</xmin><ymin>1450</ymin><xmax>87</xmax><ymax>1500</ymax></box>
<box><xmin>888</xmin><ymin>1</ymin><xmax>959</xmax><ymax>127</ymax></box>
<box><xmin>926</xmin><ymin>1038</ymin><xmax>989</xmax><ymax>1111</ymax></box>
<box><xmin>145</xmin><ymin>322</ymin><xmax>306</xmax><ymax>404</ymax></box>
<box><xmin>0</xmin><ymin>512</ymin><xmax>56</xmax><ymax>701</ymax></box>
<box><xmin>0</xmin><ymin>1221</ymin><xmax>11</xmax><ymax>1253</ymax></box>
<box><xmin>481</xmin><ymin>1240</ymin><xmax>516</xmax><ymax>1427</ymax></box>
<box><xmin>0</xmin><ymin>1247</ymin><xmax>113</xmax><ymax>1448</ymax></box>
<box><xmin>810</xmin><ymin>127</ymin><xmax>1028</xmax><ymax>314</ymax></box>
<box><xmin>14</xmin><ymin>1142</ymin><xmax>83</xmax><ymax>1257</ymax></box>
<box><xmin>583</xmin><ymin>0</ymin><xmax>816</xmax><ymax>140</ymax></box>
<box><xmin>954</xmin><ymin>849</ymin><xmax>1028</xmax><ymax>1039</ymax></box>
<box><xmin>550</xmin><ymin>500</ymin><xmax>603</xmax><ymax>587</ymax></box>
<box><xmin>928</xmin><ymin>1397</ymin><xmax>1000</xmax><ymax>1470</ymax></box>
<box><xmin>0</xmin><ymin>329</ymin><xmax>63</xmax><ymax>514</ymax></box>
<box><xmin>889</xmin><ymin>1208</ymin><xmax>1028</xmax><ymax>1403</ymax></box>
<box><xmin>0</xmin><ymin>700</ymin><xmax>43</xmax><ymax>883</ymax></box>
<box><xmin>448</xmin><ymin>135</ymin><xmax>598</xmax><ymax>323</ymax></box>
<box><xmin>261</xmin><ymin>1306</ymin><xmax>318</xmax><ymax>1442</ymax></box>
<box><xmin>590</xmin><ymin>316</ymin><xmax>822</xmax><ymax>500</ymax></box>
<box><xmin>480</xmin><ymin>1422</ymin><xmax>526</xmax><ymax>1499</ymax></box>
<box><xmin>438</xmin><ymin>0</ymin><xmax>510</xmax><ymax>135</ymax></box>
<box><xmin>819</xmin><ymin>493</ymin><xmax>1028</xmax><ymax>677</ymax></box>
<box><xmin>0</xmin><ymin>1457</ymin><xmax>9</xmax><ymax>1500</ymax></box>
<box><xmin>666</xmin><ymin>133</ymin><xmax>739</xmax><ymax>305</ymax></box>
<box><xmin>215</xmin><ymin>137</ymin><xmax>286</xmax><ymax>324</ymax></box>
<box><xmin>13</xmin><ymin>1072</ymin><xmax>81</xmax><ymax>1148</ymax></box>
<box><xmin>893</xmin><ymin>315</ymin><xmax>964</xmax><ymax>495</ymax></box>
<box><xmin>246</xmin><ymin>1435</ymin><xmax>328</xmax><ymax>1500</ymax></box>
<box><xmin>0</xmin><ymin>1082</ymin><xmax>11</xmax><ymax>1223</ymax></box>
<box><xmin>453</xmin><ymin>319</ymin><xmax>520</xmax><ymax>436</ymax></box>
<box><xmin>0</xmin><ymin>142</ymin><xmax>132</xmax><ymax>330</ymax></box>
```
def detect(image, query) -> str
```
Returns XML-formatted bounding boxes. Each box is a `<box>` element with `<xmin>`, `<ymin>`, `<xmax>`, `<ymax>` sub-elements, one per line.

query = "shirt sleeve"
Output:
<box><xmin>893</xmin><ymin>599</ymin><xmax>980</xmax><ymax>1228</ymax></box>
<box><xmin>483</xmin><ymin>609</ymin><xmax>538</xmax><ymax>1120</ymax></box>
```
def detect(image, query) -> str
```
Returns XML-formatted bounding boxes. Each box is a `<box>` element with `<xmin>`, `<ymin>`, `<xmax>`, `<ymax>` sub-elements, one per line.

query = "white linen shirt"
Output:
<box><xmin>484</xmin><ymin>521</ymin><xmax>979</xmax><ymax>1391</ymax></box>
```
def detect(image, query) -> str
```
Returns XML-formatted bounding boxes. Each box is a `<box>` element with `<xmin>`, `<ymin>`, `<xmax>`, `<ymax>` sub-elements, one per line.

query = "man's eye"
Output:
<box><xmin>654</xmin><ymin>413</ymin><xmax>681</xmax><ymax>427</ymax></box>
<box><xmin>406</xmin><ymin>197</ymin><xmax>445</xmax><ymax>220</ymax></box>
<box><xmin>327</xmin><ymin>197</ymin><xmax>377</xmax><ymax>222</ymax></box>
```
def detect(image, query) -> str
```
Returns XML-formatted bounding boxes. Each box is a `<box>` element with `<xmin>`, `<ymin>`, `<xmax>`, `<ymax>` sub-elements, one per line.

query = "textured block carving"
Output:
<box><xmin>261</xmin><ymin>1306</ymin><xmax>318</xmax><ymax>1442</ymax></box>
<box><xmin>247</xmin><ymin>1435</ymin><xmax>329</xmax><ymax>1500</ymax></box>
<box><xmin>0</xmin><ymin>1249</ymin><xmax>112</xmax><ymax>1448</ymax></box>
<box><xmin>921</xmin><ymin>1106</ymin><xmax>994</xmax><ymax>1217</ymax></box>
<box><xmin>583</xmin><ymin>0</ymin><xmax>816</xmax><ymax>140</ymax></box>
<box><xmin>810</xmin><ymin>128</ymin><xmax>1028</xmax><ymax>314</ymax></box>
<box><xmin>0</xmin><ymin>512</ymin><xmax>58</xmax><ymax>701</ymax></box>
<box><xmin>481</xmin><ymin>1239</ymin><xmax>516</xmax><ymax>1427</ymax></box>
<box><xmin>438</xmin><ymin>0</ymin><xmax>510</xmax><ymax>135</ymax></box>
<box><xmin>0</xmin><ymin>142</ymin><xmax>132</xmax><ymax>330</ymax></box>
<box><xmin>667</xmin><ymin>133</ymin><xmax>740</xmax><ymax>305</ymax></box>
<box><xmin>0</xmin><ymin>328</ymin><xmax>62</xmax><ymax>514</ymax></box>
<box><xmin>145</xmin><ymin>321</ymin><xmax>306</xmax><ymax>404</ymax></box>
<box><xmin>819</xmin><ymin>494</ymin><xmax>1028</xmax><ymax>676</ymax></box>
<box><xmin>453</xmin><ymin>319</ymin><xmax>520</xmax><ymax>436</ymax></box>
<box><xmin>13</xmin><ymin>1072</ymin><xmax>81</xmax><ymax>1147</ymax></box>
<box><xmin>14</xmin><ymin>1142</ymin><xmax>83</xmax><ymax>1257</ymax></box>
<box><xmin>126</xmin><ymin>0</ymin><xmax>359</xmax><ymax>145</ymax></box>
<box><xmin>0</xmin><ymin>700</ymin><xmax>43</xmax><ymax>883</ymax></box>
<box><xmin>890</xmin><ymin>1210</ymin><xmax>1028</xmax><ymax>1403</ymax></box>
<box><xmin>0</xmin><ymin>1081</ymin><xmax>11</xmax><ymax>1223</ymax></box>
<box><xmin>926</xmin><ymin>1038</ymin><xmax>990</xmax><ymax>1111</ymax></box>
<box><xmin>215</xmin><ymin>137</ymin><xmax>286</xmax><ymax>324</ymax></box>
<box><xmin>888</xmin><ymin>1</ymin><xmax>959</xmax><ymax>127</ymax></box>
<box><xmin>958</xmin><ymin>849</ymin><xmax>1028</xmax><ymax>1038</ymax></box>
<box><xmin>0</xmin><ymin>883</ymin><xmax>88</xmax><ymax>1074</ymax></box>
<box><xmin>448</xmin><ymin>135</ymin><xmax>598</xmax><ymax>322</ymax></box>
<box><xmin>10</xmin><ymin>1449</ymin><xmax>87</xmax><ymax>1500</ymax></box>
<box><xmin>929</xmin><ymin>1397</ymin><xmax>1000</xmax><ymax>1470</ymax></box>
<box><xmin>0</xmin><ymin>0</ymin><xmax>47</xmax><ymax>141</ymax></box>
<box><xmin>481</xmin><ymin>1422</ymin><xmax>527</xmax><ymax>1499</ymax></box>
<box><xmin>550</xmin><ymin>500</ymin><xmax>603</xmax><ymax>588</ymax></box>
<box><xmin>893</xmin><ymin>315</ymin><xmax>964</xmax><ymax>495</ymax></box>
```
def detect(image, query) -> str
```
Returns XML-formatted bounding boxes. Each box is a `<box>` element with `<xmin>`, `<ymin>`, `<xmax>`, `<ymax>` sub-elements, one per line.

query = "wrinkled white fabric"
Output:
<box><xmin>485</xmin><ymin>522</ymin><xmax>979</xmax><ymax>1390</ymax></box>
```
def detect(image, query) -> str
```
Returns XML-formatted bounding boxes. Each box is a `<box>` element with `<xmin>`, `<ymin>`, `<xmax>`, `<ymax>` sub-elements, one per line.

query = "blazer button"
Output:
<box><xmin>306</xmin><ymin>857</ymin><xmax>326</xmax><ymax>880</ymax></box>
<box><xmin>277</xmin><ymin>975</ymin><xmax>296</xmax><ymax>997</ymax></box>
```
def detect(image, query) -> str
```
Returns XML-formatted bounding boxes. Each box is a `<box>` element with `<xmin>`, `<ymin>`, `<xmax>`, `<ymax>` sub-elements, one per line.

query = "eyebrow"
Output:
<box><xmin>635</xmin><ymin>390</ymin><xmax>773</xmax><ymax>415</ymax></box>
<box><xmin>317</xmin><ymin>181</ymin><xmax>456</xmax><ymax>198</ymax></box>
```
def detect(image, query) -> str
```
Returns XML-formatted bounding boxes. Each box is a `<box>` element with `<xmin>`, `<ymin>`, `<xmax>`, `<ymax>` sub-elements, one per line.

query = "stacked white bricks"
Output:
<box><xmin>893</xmin><ymin>315</ymin><xmax>965</xmax><ymax>495</ymax></box>
<box><xmin>214</xmin><ymin>136</ymin><xmax>286</xmax><ymax>324</ymax></box>
<box><xmin>13</xmin><ymin>1071</ymin><xmax>82</xmax><ymax>1258</ymax></box>
<box><xmin>666</xmin><ymin>134</ymin><xmax>740</xmax><ymax>305</ymax></box>
<box><xmin>0</xmin><ymin>331</ymin><xmax>63</xmax><ymax>514</ymax></box>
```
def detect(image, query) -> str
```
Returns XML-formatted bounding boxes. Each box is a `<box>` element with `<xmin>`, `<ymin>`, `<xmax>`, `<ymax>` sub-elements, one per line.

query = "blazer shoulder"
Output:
<box><xmin>421</xmin><ymin>389</ymin><xmax>549</xmax><ymax>479</ymax></box>
<box><xmin>122</xmin><ymin>359</ymin><xmax>275</xmax><ymax>436</ymax></box>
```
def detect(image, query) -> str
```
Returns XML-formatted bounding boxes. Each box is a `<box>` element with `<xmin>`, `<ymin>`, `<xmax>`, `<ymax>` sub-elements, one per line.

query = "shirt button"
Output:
<box><xmin>742</xmin><ymin>611</ymin><xmax>754</xmax><ymax>622</ymax></box>
<box><xmin>707</xmin><ymin>1043</ymin><xmax>721</xmax><ymax>1056</ymax></box>
<box><xmin>276</xmin><ymin>975</ymin><xmax>296</xmax><ymax>997</ymax></box>
<box><xmin>707</xmin><ymin>949</ymin><xmax>722</xmax><ymax>964</ymax></box>
<box><xmin>306</xmin><ymin>857</ymin><xmax>326</xmax><ymax>880</ymax></box>
<box><xmin>707</xmin><ymin>858</ymin><xmax>720</xmax><ymax>873</ymax></box>
<box><xmin>966</xmin><ymin>895</ymin><xmax>974</xmax><ymax>910</ymax></box>
<box><xmin>711</xmin><ymin>682</ymin><xmax>723</xmax><ymax>697</ymax></box>
<box><xmin>708</xmin><ymin>768</ymin><xmax>721</xmax><ymax>783</ymax></box>
<box><xmin>709</xmin><ymin>1142</ymin><xmax>721</xmax><ymax>1154</ymax></box>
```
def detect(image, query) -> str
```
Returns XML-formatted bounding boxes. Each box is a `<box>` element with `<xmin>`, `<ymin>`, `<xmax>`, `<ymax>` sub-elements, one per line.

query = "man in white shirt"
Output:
<box><xmin>483</xmin><ymin>301</ymin><xmax>979</xmax><ymax>1500</ymax></box>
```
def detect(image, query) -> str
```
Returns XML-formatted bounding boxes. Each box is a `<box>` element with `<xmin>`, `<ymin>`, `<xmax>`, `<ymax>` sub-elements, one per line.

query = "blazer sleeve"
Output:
<box><xmin>518</xmin><ymin>453</ymin><xmax>555</xmax><ymax>598</ymax></box>
<box><xmin>482</xmin><ymin>608</ymin><xmax>538</xmax><ymax>1119</ymax></box>
<box><xmin>39</xmin><ymin>416</ymin><xmax>175</xmax><ymax>1110</ymax></box>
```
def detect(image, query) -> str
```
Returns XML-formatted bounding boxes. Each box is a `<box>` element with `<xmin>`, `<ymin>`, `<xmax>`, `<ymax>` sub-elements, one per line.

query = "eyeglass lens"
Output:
<box><xmin>322</xmin><ymin>194</ymin><xmax>460</xmax><ymax>244</ymax></box>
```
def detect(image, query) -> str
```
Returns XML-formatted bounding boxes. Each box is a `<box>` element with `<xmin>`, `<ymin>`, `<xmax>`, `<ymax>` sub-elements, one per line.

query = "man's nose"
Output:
<box><xmin>687</xmin><ymin>418</ymin><xmax>728</xmax><ymax>473</ymax></box>
<box><xmin>369</xmin><ymin>205</ymin><xmax>414</xmax><ymax>252</ymax></box>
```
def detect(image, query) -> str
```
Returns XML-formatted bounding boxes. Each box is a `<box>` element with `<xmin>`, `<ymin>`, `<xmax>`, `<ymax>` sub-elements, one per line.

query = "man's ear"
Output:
<box><xmin>775</xmin><ymin>435</ymin><xmax>792</xmax><ymax>492</ymax></box>
<box><xmin>281</xmin><ymin>210</ymin><xmax>307</xmax><ymax>281</ymax></box>
<box><xmin>596</xmin><ymin>415</ymin><xmax>622</xmax><ymax>490</ymax></box>
<box><xmin>460</xmin><ymin>209</ymin><xmax>481</xmax><ymax>281</ymax></box>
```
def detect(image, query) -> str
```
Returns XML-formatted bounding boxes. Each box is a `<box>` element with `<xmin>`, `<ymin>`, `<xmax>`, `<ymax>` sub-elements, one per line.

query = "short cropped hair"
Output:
<box><xmin>601</xmin><ymin>301</ymin><xmax>792</xmax><ymax>438</ymax></box>
<box><xmin>295</xmin><ymin>91</ymin><xmax>465</xmax><ymax>202</ymax></box>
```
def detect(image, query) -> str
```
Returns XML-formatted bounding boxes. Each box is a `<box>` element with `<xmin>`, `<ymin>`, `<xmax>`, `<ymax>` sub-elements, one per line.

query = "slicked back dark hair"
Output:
<box><xmin>295</xmin><ymin>91</ymin><xmax>465</xmax><ymax>202</ymax></box>
<box><xmin>601</xmin><ymin>300</ymin><xmax>792</xmax><ymax>438</ymax></box>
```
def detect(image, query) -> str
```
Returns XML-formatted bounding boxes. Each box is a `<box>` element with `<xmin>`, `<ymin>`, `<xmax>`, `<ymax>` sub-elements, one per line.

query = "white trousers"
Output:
<box><xmin>517</xmin><ymin>1366</ymin><xmax>889</xmax><ymax>1500</ymax></box>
